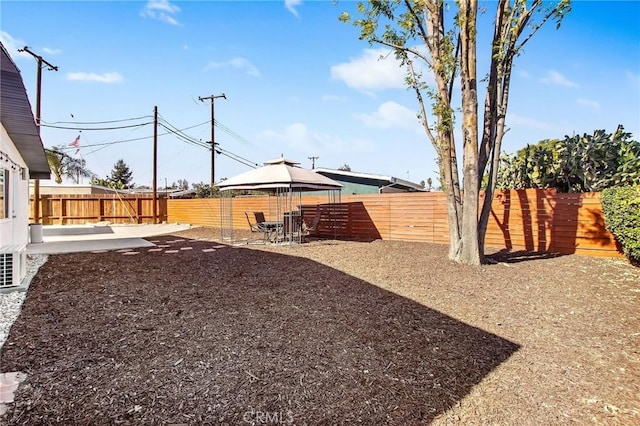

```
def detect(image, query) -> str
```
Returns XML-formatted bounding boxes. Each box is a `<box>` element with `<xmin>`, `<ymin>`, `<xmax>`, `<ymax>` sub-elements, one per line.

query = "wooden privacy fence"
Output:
<box><xmin>31</xmin><ymin>194</ymin><xmax>167</xmax><ymax>225</ymax></box>
<box><xmin>168</xmin><ymin>189</ymin><xmax>622</xmax><ymax>258</ymax></box>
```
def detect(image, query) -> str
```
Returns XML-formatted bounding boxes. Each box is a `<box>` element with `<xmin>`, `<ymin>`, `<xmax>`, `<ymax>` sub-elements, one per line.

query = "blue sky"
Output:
<box><xmin>2</xmin><ymin>0</ymin><xmax>639</xmax><ymax>188</ymax></box>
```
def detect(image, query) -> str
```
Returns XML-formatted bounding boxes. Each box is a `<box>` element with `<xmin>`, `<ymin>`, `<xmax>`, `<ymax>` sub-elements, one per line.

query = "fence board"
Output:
<box><xmin>35</xmin><ymin>189</ymin><xmax>622</xmax><ymax>258</ymax></box>
<box><xmin>168</xmin><ymin>190</ymin><xmax>622</xmax><ymax>257</ymax></box>
<box><xmin>31</xmin><ymin>194</ymin><xmax>167</xmax><ymax>224</ymax></box>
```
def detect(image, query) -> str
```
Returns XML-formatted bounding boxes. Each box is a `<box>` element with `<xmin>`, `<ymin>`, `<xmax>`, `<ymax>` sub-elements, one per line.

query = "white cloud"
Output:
<box><xmin>0</xmin><ymin>31</ymin><xmax>30</xmax><ymax>60</ymax></box>
<box><xmin>140</xmin><ymin>0</ymin><xmax>181</xmax><ymax>26</ymax></box>
<box><xmin>540</xmin><ymin>70</ymin><xmax>578</xmax><ymax>88</ymax></box>
<box><xmin>41</xmin><ymin>47</ymin><xmax>61</xmax><ymax>55</ymax></box>
<box><xmin>577</xmin><ymin>98</ymin><xmax>600</xmax><ymax>109</ymax></box>
<box><xmin>258</xmin><ymin>123</ymin><xmax>373</xmax><ymax>153</ymax></box>
<box><xmin>354</xmin><ymin>101</ymin><xmax>421</xmax><ymax>132</ymax></box>
<box><xmin>507</xmin><ymin>113</ymin><xmax>555</xmax><ymax>131</ymax></box>
<box><xmin>67</xmin><ymin>72</ymin><xmax>124</xmax><ymax>84</ymax></box>
<box><xmin>331</xmin><ymin>48</ymin><xmax>407</xmax><ymax>91</ymax></box>
<box><xmin>285</xmin><ymin>0</ymin><xmax>302</xmax><ymax>18</ymax></box>
<box><xmin>206</xmin><ymin>57</ymin><xmax>261</xmax><ymax>77</ymax></box>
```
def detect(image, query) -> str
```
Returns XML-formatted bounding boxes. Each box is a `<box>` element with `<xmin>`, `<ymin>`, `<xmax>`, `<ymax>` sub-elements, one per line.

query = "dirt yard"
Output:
<box><xmin>1</xmin><ymin>227</ymin><xmax>639</xmax><ymax>425</ymax></box>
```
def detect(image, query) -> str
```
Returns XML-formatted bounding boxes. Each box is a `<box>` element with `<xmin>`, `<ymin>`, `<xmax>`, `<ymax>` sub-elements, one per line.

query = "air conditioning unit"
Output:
<box><xmin>0</xmin><ymin>252</ymin><xmax>19</xmax><ymax>288</ymax></box>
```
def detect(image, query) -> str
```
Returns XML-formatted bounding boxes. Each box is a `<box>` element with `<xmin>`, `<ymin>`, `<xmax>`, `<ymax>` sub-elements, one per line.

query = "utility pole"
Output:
<box><xmin>18</xmin><ymin>46</ymin><xmax>58</xmax><ymax>224</ymax></box>
<box><xmin>152</xmin><ymin>106</ymin><xmax>158</xmax><ymax>224</ymax></box>
<box><xmin>308</xmin><ymin>156</ymin><xmax>319</xmax><ymax>169</ymax></box>
<box><xmin>198</xmin><ymin>93</ymin><xmax>226</xmax><ymax>191</ymax></box>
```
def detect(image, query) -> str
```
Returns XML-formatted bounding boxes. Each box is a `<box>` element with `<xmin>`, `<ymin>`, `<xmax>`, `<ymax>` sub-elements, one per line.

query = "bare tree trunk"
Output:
<box><xmin>423</xmin><ymin>0</ymin><xmax>466</xmax><ymax>261</ymax></box>
<box><xmin>456</xmin><ymin>0</ymin><xmax>481</xmax><ymax>265</ymax></box>
<box><xmin>439</xmin><ymin>133</ymin><xmax>463</xmax><ymax>260</ymax></box>
<box><xmin>478</xmin><ymin>0</ymin><xmax>540</xmax><ymax>258</ymax></box>
<box><xmin>478</xmin><ymin>0</ymin><xmax>508</xmax><ymax>259</ymax></box>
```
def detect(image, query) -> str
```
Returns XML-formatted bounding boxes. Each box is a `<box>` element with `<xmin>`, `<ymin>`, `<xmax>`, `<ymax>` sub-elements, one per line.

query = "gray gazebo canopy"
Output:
<box><xmin>215</xmin><ymin>158</ymin><xmax>342</xmax><ymax>244</ymax></box>
<box><xmin>216</xmin><ymin>157</ymin><xmax>342</xmax><ymax>192</ymax></box>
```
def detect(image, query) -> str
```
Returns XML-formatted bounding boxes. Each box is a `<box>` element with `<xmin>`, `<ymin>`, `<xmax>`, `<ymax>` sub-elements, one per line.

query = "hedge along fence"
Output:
<box><xmin>168</xmin><ymin>189</ymin><xmax>623</xmax><ymax>258</ymax></box>
<box><xmin>31</xmin><ymin>194</ymin><xmax>168</xmax><ymax>225</ymax></box>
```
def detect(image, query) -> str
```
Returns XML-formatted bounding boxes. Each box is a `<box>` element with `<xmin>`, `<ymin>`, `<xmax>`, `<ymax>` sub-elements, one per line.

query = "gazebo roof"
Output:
<box><xmin>216</xmin><ymin>157</ymin><xmax>342</xmax><ymax>192</ymax></box>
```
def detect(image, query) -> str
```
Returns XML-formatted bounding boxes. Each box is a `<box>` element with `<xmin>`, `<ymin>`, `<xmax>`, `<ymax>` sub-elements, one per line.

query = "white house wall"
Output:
<box><xmin>0</xmin><ymin>123</ymin><xmax>29</xmax><ymax>286</ymax></box>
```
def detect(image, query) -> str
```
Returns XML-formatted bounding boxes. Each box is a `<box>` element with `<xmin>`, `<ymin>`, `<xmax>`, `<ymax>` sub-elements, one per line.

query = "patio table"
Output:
<box><xmin>261</xmin><ymin>221</ymin><xmax>283</xmax><ymax>242</ymax></box>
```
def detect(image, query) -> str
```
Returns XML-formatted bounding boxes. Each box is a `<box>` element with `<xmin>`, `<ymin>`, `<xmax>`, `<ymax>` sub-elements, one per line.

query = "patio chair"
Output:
<box><xmin>254</xmin><ymin>212</ymin><xmax>266</xmax><ymax>224</ymax></box>
<box><xmin>245</xmin><ymin>212</ymin><xmax>262</xmax><ymax>233</ymax></box>
<box><xmin>302</xmin><ymin>208</ymin><xmax>321</xmax><ymax>236</ymax></box>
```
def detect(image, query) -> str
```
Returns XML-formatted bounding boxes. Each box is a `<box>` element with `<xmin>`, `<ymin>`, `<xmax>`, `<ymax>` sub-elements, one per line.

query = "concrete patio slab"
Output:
<box><xmin>26</xmin><ymin>223</ymin><xmax>193</xmax><ymax>255</ymax></box>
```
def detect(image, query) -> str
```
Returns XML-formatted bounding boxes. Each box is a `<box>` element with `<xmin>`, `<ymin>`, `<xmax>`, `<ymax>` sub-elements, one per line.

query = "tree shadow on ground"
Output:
<box><xmin>1</xmin><ymin>237</ymin><xmax>518</xmax><ymax>425</ymax></box>
<box><xmin>487</xmin><ymin>249</ymin><xmax>566</xmax><ymax>264</ymax></box>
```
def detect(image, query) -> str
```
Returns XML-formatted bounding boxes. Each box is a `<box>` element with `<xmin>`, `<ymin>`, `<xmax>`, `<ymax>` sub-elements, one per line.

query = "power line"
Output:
<box><xmin>41</xmin><ymin>115</ymin><xmax>152</xmax><ymax>125</ymax></box>
<box><xmin>158</xmin><ymin>116</ymin><xmax>259</xmax><ymax>169</ymax></box>
<box><xmin>159</xmin><ymin>124</ymin><xmax>209</xmax><ymax>150</ymax></box>
<box><xmin>214</xmin><ymin>119</ymin><xmax>253</xmax><ymax>146</ymax></box>
<box><xmin>217</xmin><ymin>147</ymin><xmax>259</xmax><ymax>168</ymax></box>
<box><xmin>157</xmin><ymin>120</ymin><xmax>210</xmax><ymax>149</ymax></box>
<box><xmin>217</xmin><ymin>151</ymin><xmax>257</xmax><ymax>169</ymax></box>
<box><xmin>41</xmin><ymin>121</ymin><xmax>152</xmax><ymax>131</ymax></box>
<box><xmin>50</xmin><ymin>119</ymin><xmax>210</xmax><ymax>152</ymax></box>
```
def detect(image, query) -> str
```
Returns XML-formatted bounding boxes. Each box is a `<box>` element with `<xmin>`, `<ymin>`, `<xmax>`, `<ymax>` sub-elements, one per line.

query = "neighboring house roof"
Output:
<box><xmin>217</xmin><ymin>157</ymin><xmax>342</xmax><ymax>192</ymax></box>
<box><xmin>0</xmin><ymin>42</ymin><xmax>50</xmax><ymax>179</ymax></box>
<box><xmin>313</xmin><ymin>168</ymin><xmax>425</xmax><ymax>193</ymax></box>
<box><xmin>29</xmin><ymin>182</ymin><xmax>126</xmax><ymax>195</ymax></box>
<box><xmin>168</xmin><ymin>188</ymin><xmax>197</xmax><ymax>198</ymax></box>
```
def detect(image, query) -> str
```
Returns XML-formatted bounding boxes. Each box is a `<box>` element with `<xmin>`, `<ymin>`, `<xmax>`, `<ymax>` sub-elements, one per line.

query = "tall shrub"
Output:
<box><xmin>601</xmin><ymin>185</ymin><xmax>640</xmax><ymax>263</ymax></box>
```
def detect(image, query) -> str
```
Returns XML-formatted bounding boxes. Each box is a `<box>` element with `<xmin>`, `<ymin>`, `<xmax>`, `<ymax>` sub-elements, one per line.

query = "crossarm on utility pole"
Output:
<box><xmin>198</xmin><ymin>93</ymin><xmax>226</xmax><ymax>191</ymax></box>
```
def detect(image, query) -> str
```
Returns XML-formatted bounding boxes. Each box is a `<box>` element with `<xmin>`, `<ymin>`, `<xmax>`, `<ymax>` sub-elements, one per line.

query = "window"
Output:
<box><xmin>0</xmin><ymin>167</ymin><xmax>7</xmax><ymax>219</ymax></box>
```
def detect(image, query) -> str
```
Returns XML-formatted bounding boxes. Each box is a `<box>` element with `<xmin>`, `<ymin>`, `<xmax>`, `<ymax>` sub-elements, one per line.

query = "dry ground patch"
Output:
<box><xmin>1</xmin><ymin>227</ymin><xmax>639</xmax><ymax>425</ymax></box>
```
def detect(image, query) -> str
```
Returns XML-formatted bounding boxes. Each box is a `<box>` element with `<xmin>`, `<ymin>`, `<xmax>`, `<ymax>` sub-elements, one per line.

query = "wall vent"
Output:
<box><xmin>0</xmin><ymin>253</ymin><xmax>18</xmax><ymax>288</ymax></box>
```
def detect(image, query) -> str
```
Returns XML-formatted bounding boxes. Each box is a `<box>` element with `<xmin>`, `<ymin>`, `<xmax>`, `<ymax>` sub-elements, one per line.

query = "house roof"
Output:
<box><xmin>313</xmin><ymin>168</ymin><xmax>425</xmax><ymax>192</ymax></box>
<box><xmin>216</xmin><ymin>157</ymin><xmax>342</xmax><ymax>192</ymax></box>
<box><xmin>0</xmin><ymin>43</ymin><xmax>50</xmax><ymax>179</ymax></box>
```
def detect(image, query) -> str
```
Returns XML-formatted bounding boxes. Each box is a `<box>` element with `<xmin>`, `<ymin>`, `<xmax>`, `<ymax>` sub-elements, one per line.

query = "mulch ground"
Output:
<box><xmin>1</xmin><ymin>227</ymin><xmax>639</xmax><ymax>425</ymax></box>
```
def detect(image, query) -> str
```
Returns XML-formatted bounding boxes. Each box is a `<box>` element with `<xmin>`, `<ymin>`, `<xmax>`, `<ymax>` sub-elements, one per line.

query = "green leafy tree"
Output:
<box><xmin>601</xmin><ymin>185</ymin><xmax>640</xmax><ymax>264</ymax></box>
<box><xmin>341</xmin><ymin>0</ymin><xmax>570</xmax><ymax>264</ymax></box>
<box><xmin>496</xmin><ymin>139</ymin><xmax>560</xmax><ymax>189</ymax></box>
<box><xmin>90</xmin><ymin>176</ymin><xmax>126</xmax><ymax>190</ymax></box>
<box><xmin>45</xmin><ymin>146</ymin><xmax>94</xmax><ymax>184</ymax></box>
<box><xmin>498</xmin><ymin>126</ymin><xmax>640</xmax><ymax>192</ymax></box>
<box><xmin>176</xmin><ymin>179</ymin><xmax>189</xmax><ymax>190</ymax></box>
<box><xmin>109</xmin><ymin>159</ymin><xmax>134</xmax><ymax>189</ymax></box>
<box><xmin>192</xmin><ymin>182</ymin><xmax>222</xmax><ymax>198</ymax></box>
<box><xmin>338</xmin><ymin>163</ymin><xmax>352</xmax><ymax>172</ymax></box>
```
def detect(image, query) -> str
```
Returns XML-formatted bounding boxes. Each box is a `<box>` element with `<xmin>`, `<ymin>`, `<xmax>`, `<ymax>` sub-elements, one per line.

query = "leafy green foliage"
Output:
<box><xmin>89</xmin><ymin>159</ymin><xmax>133</xmax><ymax>190</ymax></box>
<box><xmin>109</xmin><ymin>159</ymin><xmax>134</xmax><ymax>189</ymax></box>
<box><xmin>497</xmin><ymin>126</ymin><xmax>640</xmax><ymax>192</ymax></box>
<box><xmin>45</xmin><ymin>147</ymin><xmax>94</xmax><ymax>184</ymax></box>
<box><xmin>341</xmin><ymin>0</ymin><xmax>571</xmax><ymax>264</ymax></box>
<box><xmin>89</xmin><ymin>176</ymin><xmax>126</xmax><ymax>190</ymax></box>
<box><xmin>601</xmin><ymin>185</ymin><xmax>640</xmax><ymax>263</ymax></box>
<box><xmin>191</xmin><ymin>182</ymin><xmax>217</xmax><ymax>198</ymax></box>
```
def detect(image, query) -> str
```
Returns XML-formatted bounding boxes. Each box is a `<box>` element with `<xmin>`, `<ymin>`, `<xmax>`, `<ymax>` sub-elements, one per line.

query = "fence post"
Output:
<box><xmin>59</xmin><ymin>195</ymin><xmax>64</xmax><ymax>225</ymax></box>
